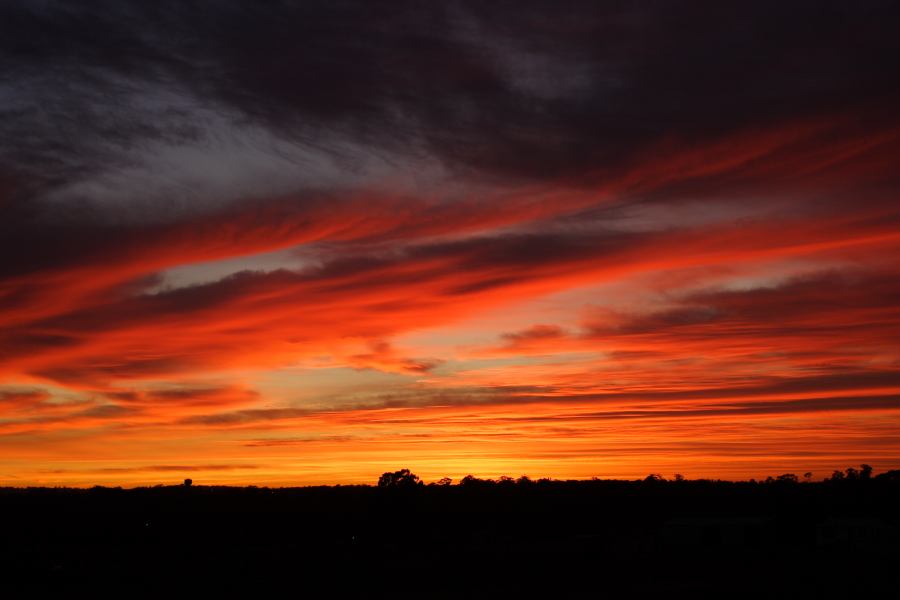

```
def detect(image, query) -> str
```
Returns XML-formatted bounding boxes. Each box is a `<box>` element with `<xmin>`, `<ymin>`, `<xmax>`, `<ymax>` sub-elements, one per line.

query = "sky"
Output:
<box><xmin>2</xmin><ymin>1</ymin><xmax>900</xmax><ymax>486</ymax></box>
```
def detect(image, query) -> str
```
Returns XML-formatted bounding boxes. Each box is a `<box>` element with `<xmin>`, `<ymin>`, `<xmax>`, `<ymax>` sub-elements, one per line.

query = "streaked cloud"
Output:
<box><xmin>2</xmin><ymin>1</ymin><xmax>899</xmax><ymax>485</ymax></box>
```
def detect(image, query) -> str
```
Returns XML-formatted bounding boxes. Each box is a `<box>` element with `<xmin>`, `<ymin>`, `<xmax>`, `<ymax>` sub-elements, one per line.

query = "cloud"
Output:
<box><xmin>5</xmin><ymin>2</ymin><xmax>899</xmax><ymax>189</ymax></box>
<box><xmin>345</xmin><ymin>341</ymin><xmax>443</xmax><ymax>375</ymax></box>
<box><xmin>501</xmin><ymin>325</ymin><xmax>568</xmax><ymax>348</ymax></box>
<box><xmin>43</xmin><ymin>464</ymin><xmax>259</xmax><ymax>475</ymax></box>
<box><xmin>103</xmin><ymin>385</ymin><xmax>259</xmax><ymax>408</ymax></box>
<box><xmin>579</xmin><ymin>269</ymin><xmax>900</xmax><ymax>374</ymax></box>
<box><xmin>3</xmin><ymin>2</ymin><xmax>900</xmax><ymax>483</ymax></box>
<box><xmin>0</xmin><ymin>394</ymin><xmax>136</xmax><ymax>435</ymax></box>
<box><xmin>3</xmin><ymin>212</ymin><xmax>900</xmax><ymax>389</ymax></box>
<box><xmin>169</xmin><ymin>368</ymin><xmax>900</xmax><ymax>431</ymax></box>
<box><xmin>0</xmin><ymin>388</ymin><xmax>51</xmax><ymax>415</ymax></box>
<box><xmin>485</xmin><ymin>268</ymin><xmax>900</xmax><ymax>363</ymax></box>
<box><xmin>4</xmin><ymin>1</ymin><xmax>900</xmax><ymax>230</ymax></box>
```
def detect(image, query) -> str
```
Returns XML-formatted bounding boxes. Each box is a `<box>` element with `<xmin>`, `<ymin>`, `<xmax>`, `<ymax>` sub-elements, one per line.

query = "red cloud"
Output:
<box><xmin>2</xmin><ymin>113</ymin><xmax>900</xmax><ymax>484</ymax></box>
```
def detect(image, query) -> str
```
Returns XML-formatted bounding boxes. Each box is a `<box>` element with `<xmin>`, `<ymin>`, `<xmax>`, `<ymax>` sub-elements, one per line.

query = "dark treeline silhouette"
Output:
<box><xmin>376</xmin><ymin>464</ymin><xmax>900</xmax><ymax>488</ymax></box>
<box><xmin>2</xmin><ymin>465</ymin><xmax>899</xmax><ymax>596</ymax></box>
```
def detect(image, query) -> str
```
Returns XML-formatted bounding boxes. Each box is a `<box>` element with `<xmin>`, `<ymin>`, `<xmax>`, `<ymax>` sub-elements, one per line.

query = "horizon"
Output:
<box><xmin>4</xmin><ymin>464</ymin><xmax>894</xmax><ymax>490</ymax></box>
<box><xmin>2</xmin><ymin>2</ymin><xmax>900</xmax><ymax>487</ymax></box>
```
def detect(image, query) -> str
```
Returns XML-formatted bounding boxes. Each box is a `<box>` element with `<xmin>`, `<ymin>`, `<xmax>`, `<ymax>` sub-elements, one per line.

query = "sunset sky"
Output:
<box><xmin>2</xmin><ymin>1</ymin><xmax>900</xmax><ymax>486</ymax></box>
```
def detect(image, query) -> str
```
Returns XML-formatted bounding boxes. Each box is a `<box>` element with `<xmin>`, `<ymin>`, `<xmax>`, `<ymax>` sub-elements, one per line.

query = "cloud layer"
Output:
<box><xmin>2</xmin><ymin>1</ymin><xmax>900</xmax><ymax>485</ymax></box>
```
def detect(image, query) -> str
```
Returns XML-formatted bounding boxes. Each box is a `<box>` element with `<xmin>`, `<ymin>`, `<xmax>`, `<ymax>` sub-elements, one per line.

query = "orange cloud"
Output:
<box><xmin>2</xmin><ymin>112</ymin><xmax>900</xmax><ymax>486</ymax></box>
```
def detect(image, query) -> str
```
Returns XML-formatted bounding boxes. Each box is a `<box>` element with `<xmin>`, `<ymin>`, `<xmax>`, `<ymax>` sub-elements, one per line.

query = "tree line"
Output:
<box><xmin>377</xmin><ymin>464</ymin><xmax>900</xmax><ymax>488</ymax></box>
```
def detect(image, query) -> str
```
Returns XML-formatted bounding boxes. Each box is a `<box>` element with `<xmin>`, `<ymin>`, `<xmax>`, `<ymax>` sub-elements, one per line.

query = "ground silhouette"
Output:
<box><xmin>2</xmin><ymin>465</ymin><xmax>898</xmax><ymax>596</ymax></box>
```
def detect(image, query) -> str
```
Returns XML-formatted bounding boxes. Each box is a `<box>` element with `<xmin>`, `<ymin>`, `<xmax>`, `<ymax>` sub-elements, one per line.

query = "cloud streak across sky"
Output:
<box><xmin>2</xmin><ymin>1</ymin><xmax>900</xmax><ymax>485</ymax></box>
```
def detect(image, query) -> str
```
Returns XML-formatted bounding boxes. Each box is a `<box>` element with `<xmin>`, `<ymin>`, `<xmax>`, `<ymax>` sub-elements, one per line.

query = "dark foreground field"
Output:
<box><xmin>3</xmin><ymin>474</ymin><xmax>899</xmax><ymax>597</ymax></box>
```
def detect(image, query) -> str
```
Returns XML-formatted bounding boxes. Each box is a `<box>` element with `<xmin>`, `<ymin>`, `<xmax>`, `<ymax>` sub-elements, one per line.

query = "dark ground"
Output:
<box><xmin>2</xmin><ymin>475</ymin><xmax>899</xmax><ymax>597</ymax></box>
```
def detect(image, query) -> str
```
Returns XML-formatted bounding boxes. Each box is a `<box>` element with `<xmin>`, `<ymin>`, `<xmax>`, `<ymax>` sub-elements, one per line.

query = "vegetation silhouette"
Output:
<box><xmin>1</xmin><ymin>464</ymin><xmax>898</xmax><ymax>596</ymax></box>
<box><xmin>377</xmin><ymin>468</ymin><xmax>422</xmax><ymax>488</ymax></box>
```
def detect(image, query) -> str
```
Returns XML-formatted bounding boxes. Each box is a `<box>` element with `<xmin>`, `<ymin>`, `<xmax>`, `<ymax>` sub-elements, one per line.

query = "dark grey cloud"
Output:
<box><xmin>2</xmin><ymin>1</ymin><xmax>899</xmax><ymax>281</ymax></box>
<box><xmin>3</xmin><ymin>0</ymin><xmax>900</xmax><ymax>204</ymax></box>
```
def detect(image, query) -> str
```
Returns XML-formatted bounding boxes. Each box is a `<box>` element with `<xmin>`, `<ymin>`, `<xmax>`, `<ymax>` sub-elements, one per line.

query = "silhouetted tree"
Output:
<box><xmin>644</xmin><ymin>473</ymin><xmax>665</xmax><ymax>482</ymax></box>
<box><xmin>829</xmin><ymin>470</ymin><xmax>845</xmax><ymax>481</ymax></box>
<box><xmin>860</xmin><ymin>464</ymin><xmax>873</xmax><ymax>480</ymax></box>
<box><xmin>803</xmin><ymin>472</ymin><xmax>813</xmax><ymax>483</ymax></box>
<box><xmin>674</xmin><ymin>473</ymin><xmax>685</xmax><ymax>482</ymax></box>
<box><xmin>845</xmin><ymin>467</ymin><xmax>859</xmax><ymax>480</ymax></box>
<box><xmin>776</xmin><ymin>473</ymin><xmax>799</xmax><ymax>483</ymax></box>
<box><xmin>433</xmin><ymin>477</ymin><xmax>452</xmax><ymax>486</ymax></box>
<box><xmin>460</xmin><ymin>475</ymin><xmax>487</xmax><ymax>487</ymax></box>
<box><xmin>377</xmin><ymin>468</ymin><xmax>421</xmax><ymax>488</ymax></box>
<box><xmin>183</xmin><ymin>478</ymin><xmax>193</xmax><ymax>487</ymax></box>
